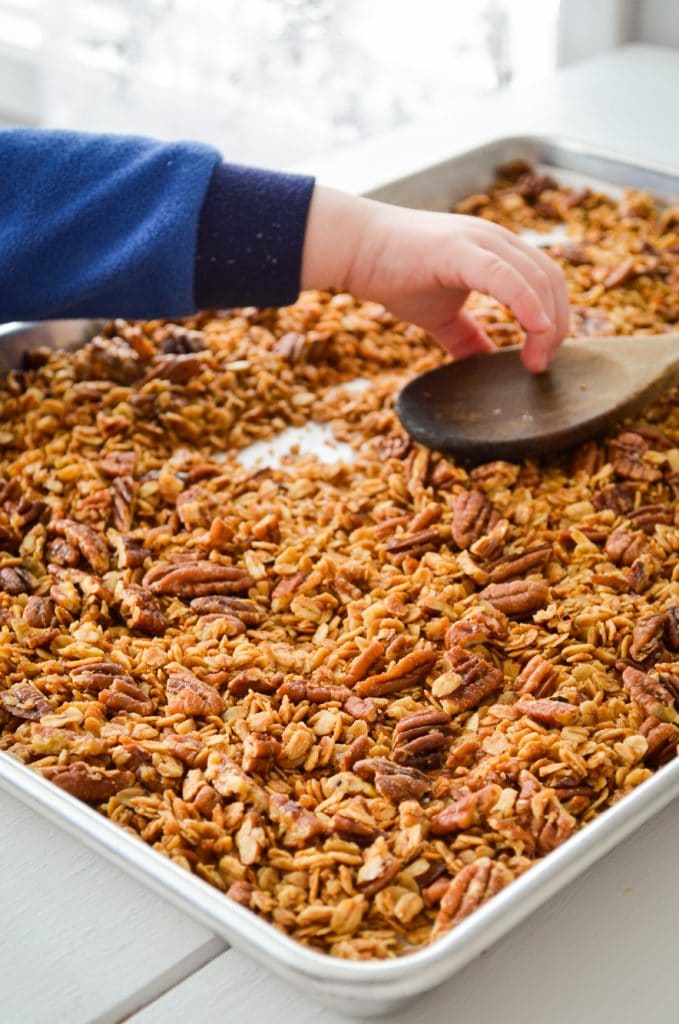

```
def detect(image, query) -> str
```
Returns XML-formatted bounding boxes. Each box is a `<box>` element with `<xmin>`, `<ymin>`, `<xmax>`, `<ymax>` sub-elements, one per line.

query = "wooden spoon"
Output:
<box><xmin>395</xmin><ymin>333</ymin><xmax>679</xmax><ymax>462</ymax></box>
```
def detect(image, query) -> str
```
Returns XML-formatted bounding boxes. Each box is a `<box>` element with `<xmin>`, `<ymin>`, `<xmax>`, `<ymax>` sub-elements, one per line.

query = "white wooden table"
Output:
<box><xmin>3</xmin><ymin>43</ymin><xmax>679</xmax><ymax>1024</ymax></box>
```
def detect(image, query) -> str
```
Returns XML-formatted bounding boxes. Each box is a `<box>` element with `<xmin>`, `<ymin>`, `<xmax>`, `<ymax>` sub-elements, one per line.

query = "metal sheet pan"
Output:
<box><xmin>1</xmin><ymin>135</ymin><xmax>678</xmax><ymax>1017</ymax></box>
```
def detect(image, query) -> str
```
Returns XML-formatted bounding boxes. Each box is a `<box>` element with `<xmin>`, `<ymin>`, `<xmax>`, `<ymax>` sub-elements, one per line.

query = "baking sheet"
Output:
<box><xmin>0</xmin><ymin>136</ymin><xmax>678</xmax><ymax>1016</ymax></box>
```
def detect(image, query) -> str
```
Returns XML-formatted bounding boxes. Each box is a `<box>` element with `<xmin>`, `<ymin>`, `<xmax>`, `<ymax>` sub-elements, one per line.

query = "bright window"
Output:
<box><xmin>1</xmin><ymin>0</ymin><xmax>560</xmax><ymax>163</ymax></box>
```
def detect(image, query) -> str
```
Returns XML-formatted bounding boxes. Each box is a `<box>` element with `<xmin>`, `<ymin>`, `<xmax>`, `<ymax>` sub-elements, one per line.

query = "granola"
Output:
<box><xmin>0</xmin><ymin>165</ymin><xmax>677</xmax><ymax>960</ymax></box>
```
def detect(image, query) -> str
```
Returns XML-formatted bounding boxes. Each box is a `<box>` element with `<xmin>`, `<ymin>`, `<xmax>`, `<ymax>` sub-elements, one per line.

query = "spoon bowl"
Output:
<box><xmin>395</xmin><ymin>333</ymin><xmax>679</xmax><ymax>462</ymax></box>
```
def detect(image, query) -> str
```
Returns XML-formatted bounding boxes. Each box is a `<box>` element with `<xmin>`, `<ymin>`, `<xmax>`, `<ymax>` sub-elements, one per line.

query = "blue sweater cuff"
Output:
<box><xmin>195</xmin><ymin>162</ymin><xmax>315</xmax><ymax>309</ymax></box>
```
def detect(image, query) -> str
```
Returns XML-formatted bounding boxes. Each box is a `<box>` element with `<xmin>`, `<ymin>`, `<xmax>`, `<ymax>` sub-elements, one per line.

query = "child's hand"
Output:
<box><xmin>302</xmin><ymin>186</ymin><xmax>570</xmax><ymax>373</ymax></box>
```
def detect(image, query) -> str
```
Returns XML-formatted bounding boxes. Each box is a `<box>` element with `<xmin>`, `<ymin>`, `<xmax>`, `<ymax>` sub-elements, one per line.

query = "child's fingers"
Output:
<box><xmin>468</xmin><ymin>223</ymin><xmax>570</xmax><ymax>367</ymax></box>
<box><xmin>520</xmin><ymin>259</ymin><xmax>568</xmax><ymax>371</ymax></box>
<box><xmin>521</xmin><ymin>327</ymin><xmax>556</xmax><ymax>373</ymax></box>
<box><xmin>430</xmin><ymin>310</ymin><xmax>496</xmax><ymax>361</ymax></box>
<box><xmin>460</xmin><ymin>249</ymin><xmax>554</xmax><ymax>342</ymax></box>
<box><xmin>481</xmin><ymin>239</ymin><xmax>559</xmax><ymax>336</ymax></box>
<box><xmin>525</xmin><ymin>243</ymin><xmax>571</xmax><ymax>357</ymax></box>
<box><xmin>476</xmin><ymin>235</ymin><xmax>570</xmax><ymax>368</ymax></box>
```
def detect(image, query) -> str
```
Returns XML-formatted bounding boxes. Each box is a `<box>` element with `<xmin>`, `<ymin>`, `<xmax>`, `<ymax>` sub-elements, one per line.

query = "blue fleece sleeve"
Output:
<box><xmin>0</xmin><ymin>129</ymin><xmax>316</xmax><ymax>321</ymax></box>
<box><xmin>194</xmin><ymin>161</ymin><xmax>315</xmax><ymax>310</ymax></box>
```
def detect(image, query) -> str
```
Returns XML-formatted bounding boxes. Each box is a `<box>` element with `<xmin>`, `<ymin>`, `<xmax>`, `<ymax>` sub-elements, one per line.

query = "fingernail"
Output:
<box><xmin>524</xmin><ymin>350</ymin><xmax>547</xmax><ymax>373</ymax></box>
<box><xmin>536</xmin><ymin>311</ymin><xmax>551</xmax><ymax>331</ymax></box>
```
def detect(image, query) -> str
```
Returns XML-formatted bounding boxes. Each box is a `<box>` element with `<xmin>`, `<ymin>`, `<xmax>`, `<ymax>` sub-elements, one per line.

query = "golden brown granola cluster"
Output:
<box><xmin>0</xmin><ymin>166</ymin><xmax>677</xmax><ymax>959</ymax></box>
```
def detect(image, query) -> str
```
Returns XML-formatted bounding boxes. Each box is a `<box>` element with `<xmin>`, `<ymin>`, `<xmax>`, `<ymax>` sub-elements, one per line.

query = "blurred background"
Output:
<box><xmin>0</xmin><ymin>0</ymin><xmax>674</xmax><ymax>166</ymax></box>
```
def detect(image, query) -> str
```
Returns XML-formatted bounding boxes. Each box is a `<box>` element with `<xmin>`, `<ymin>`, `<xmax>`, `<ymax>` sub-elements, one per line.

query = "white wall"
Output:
<box><xmin>558</xmin><ymin>0</ymin><xmax>637</xmax><ymax>65</ymax></box>
<box><xmin>635</xmin><ymin>0</ymin><xmax>679</xmax><ymax>47</ymax></box>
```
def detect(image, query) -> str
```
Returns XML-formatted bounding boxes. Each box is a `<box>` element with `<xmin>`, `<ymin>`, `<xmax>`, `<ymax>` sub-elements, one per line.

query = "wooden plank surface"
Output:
<box><xmin>128</xmin><ymin>795</ymin><xmax>679</xmax><ymax>1023</ymax></box>
<box><xmin>0</xmin><ymin>788</ymin><xmax>225</xmax><ymax>1024</ymax></box>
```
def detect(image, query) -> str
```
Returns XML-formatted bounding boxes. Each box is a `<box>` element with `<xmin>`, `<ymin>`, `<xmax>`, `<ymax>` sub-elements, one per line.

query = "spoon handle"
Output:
<box><xmin>565</xmin><ymin>332</ymin><xmax>679</xmax><ymax>377</ymax></box>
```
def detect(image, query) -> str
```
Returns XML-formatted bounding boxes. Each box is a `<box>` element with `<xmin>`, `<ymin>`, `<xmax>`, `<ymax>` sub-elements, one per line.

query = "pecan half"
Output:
<box><xmin>143</xmin><ymin>560</ymin><xmax>252</xmax><ymax>598</ymax></box>
<box><xmin>610</xmin><ymin>433</ymin><xmax>662</xmax><ymax>482</ymax></box>
<box><xmin>190</xmin><ymin>595</ymin><xmax>265</xmax><ymax>627</ymax></box>
<box><xmin>141</xmin><ymin>352</ymin><xmax>206</xmax><ymax>385</ymax></box>
<box><xmin>628</xmin><ymin>504</ymin><xmax>675</xmax><ymax>531</ymax></box>
<box><xmin>74</xmin><ymin>335</ymin><xmax>142</xmax><ymax>384</ymax></box>
<box><xmin>513</xmin><ymin>769</ymin><xmax>576</xmax><ymax>855</ymax></box>
<box><xmin>226</xmin><ymin>669</ymin><xmax>279</xmax><ymax>698</ymax></box>
<box><xmin>23</xmin><ymin>595</ymin><xmax>54</xmax><ymax>629</ymax></box>
<box><xmin>99</xmin><ymin>678</ymin><xmax>153</xmax><ymax>716</ymax></box>
<box><xmin>46</xmin><ymin>537</ymin><xmax>80</xmax><ymax>568</ymax></box>
<box><xmin>100</xmin><ymin>450</ymin><xmax>136</xmax><ymax>477</ymax></box>
<box><xmin>158</xmin><ymin>324</ymin><xmax>207</xmax><ymax>354</ymax></box>
<box><xmin>444</xmin><ymin>606</ymin><xmax>509</xmax><ymax>650</ymax></box>
<box><xmin>477</xmin><ymin>580</ymin><xmax>549</xmax><ymax>617</ymax></box>
<box><xmin>385</xmin><ymin>527</ymin><xmax>442</xmax><ymax>556</ymax></box>
<box><xmin>486</xmin><ymin>544</ymin><xmax>551</xmax><ymax>583</ymax></box>
<box><xmin>470</xmin><ymin>516</ymin><xmax>510</xmax><ymax>561</ymax></box>
<box><xmin>0</xmin><ymin>565</ymin><xmax>32</xmax><ymax>595</ymax></box>
<box><xmin>445</xmin><ymin>738</ymin><xmax>480</xmax><ymax>770</ymax></box>
<box><xmin>40</xmin><ymin>761</ymin><xmax>135</xmax><ymax>802</ymax></box>
<box><xmin>340</xmin><ymin>735</ymin><xmax>371</xmax><ymax>772</ymax></box>
<box><xmin>185</xmin><ymin>776</ymin><xmax>219</xmax><ymax>817</ymax></box>
<box><xmin>119</xmin><ymin>584</ymin><xmax>168</xmax><ymax>635</ymax></box>
<box><xmin>278</xmin><ymin>678</ymin><xmax>352</xmax><ymax>704</ymax></box>
<box><xmin>437</xmin><ymin>645</ymin><xmax>504</xmax><ymax>713</ymax></box>
<box><xmin>166</xmin><ymin>669</ymin><xmax>223</xmax><ymax>717</ymax></box>
<box><xmin>111</xmin><ymin>476</ymin><xmax>135</xmax><ymax>532</ymax></box>
<box><xmin>626</xmin><ymin>553</ymin><xmax>658</xmax><ymax>594</ymax></box>
<box><xmin>116</xmin><ymin>535</ymin><xmax>149</xmax><ymax>571</ymax></box>
<box><xmin>242</xmin><ymin>734</ymin><xmax>280</xmax><ymax>775</ymax></box>
<box><xmin>353</xmin><ymin>757</ymin><xmax>431</xmax><ymax>802</ymax></box>
<box><xmin>71</xmin><ymin>662</ymin><xmax>132</xmax><ymax>694</ymax></box>
<box><xmin>429</xmin><ymin>458</ymin><xmax>459</xmax><ymax>489</ymax></box>
<box><xmin>640</xmin><ymin>717</ymin><xmax>679</xmax><ymax>767</ymax></box>
<box><xmin>451</xmin><ymin>490</ymin><xmax>495</xmax><ymax>549</ymax></box>
<box><xmin>605</xmin><ymin>528</ymin><xmax>647</xmax><ymax>566</ymax></box>
<box><xmin>602</xmin><ymin>258</ymin><xmax>637</xmax><ymax>289</ymax></box>
<box><xmin>514</xmin><ymin>697</ymin><xmax>579</xmax><ymax>727</ymax></box>
<box><xmin>343</xmin><ymin>695</ymin><xmax>379</xmax><ymax>722</ymax></box>
<box><xmin>630</xmin><ymin>610</ymin><xmax>671</xmax><ymax>663</ymax></box>
<box><xmin>592</xmin><ymin>482</ymin><xmax>637</xmax><ymax>514</ymax></box>
<box><xmin>354</xmin><ymin>649</ymin><xmax>437</xmax><ymax>698</ymax></box>
<box><xmin>163</xmin><ymin>732</ymin><xmax>205</xmax><ymax>767</ymax></box>
<box><xmin>379</xmin><ymin>433</ymin><xmax>411</xmax><ymax>460</ymax></box>
<box><xmin>392</xmin><ymin>708</ymin><xmax>450</xmax><ymax>769</ymax></box>
<box><xmin>430</xmin><ymin>784</ymin><xmax>501</xmax><ymax>836</ymax></box>
<box><xmin>432</xmin><ymin>858</ymin><xmax>513</xmax><ymax>939</ymax></box>
<box><xmin>0</xmin><ymin>682</ymin><xmax>50</xmax><ymax>720</ymax></box>
<box><xmin>622</xmin><ymin>671</ymin><xmax>671</xmax><ymax>729</ymax></box>
<box><xmin>271</xmin><ymin>571</ymin><xmax>306</xmax><ymax>601</ymax></box>
<box><xmin>50</xmin><ymin>518</ymin><xmax>110</xmax><ymax>574</ymax></box>
<box><xmin>516</xmin><ymin>654</ymin><xmax>560</xmax><ymax>697</ymax></box>
<box><xmin>333</xmin><ymin>798</ymin><xmax>381</xmax><ymax>844</ymax></box>
<box><xmin>356</xmin><ymin>836</ymin><xmax>402</xmax><ymax>897</ymax></box>
<box><xmin>345</xmin><ymin>640</ymin><xmax>385</xmax><ymax>684</ymax></box>
<box><xmin>268</xmin><ymin>793</ymin><xmax>325</xmax><ymax>848</ymax></box>
<box><xmin>14</xmin><ymin>497</ymin><xmax>47</xmax><ymax>532</ymax></box>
